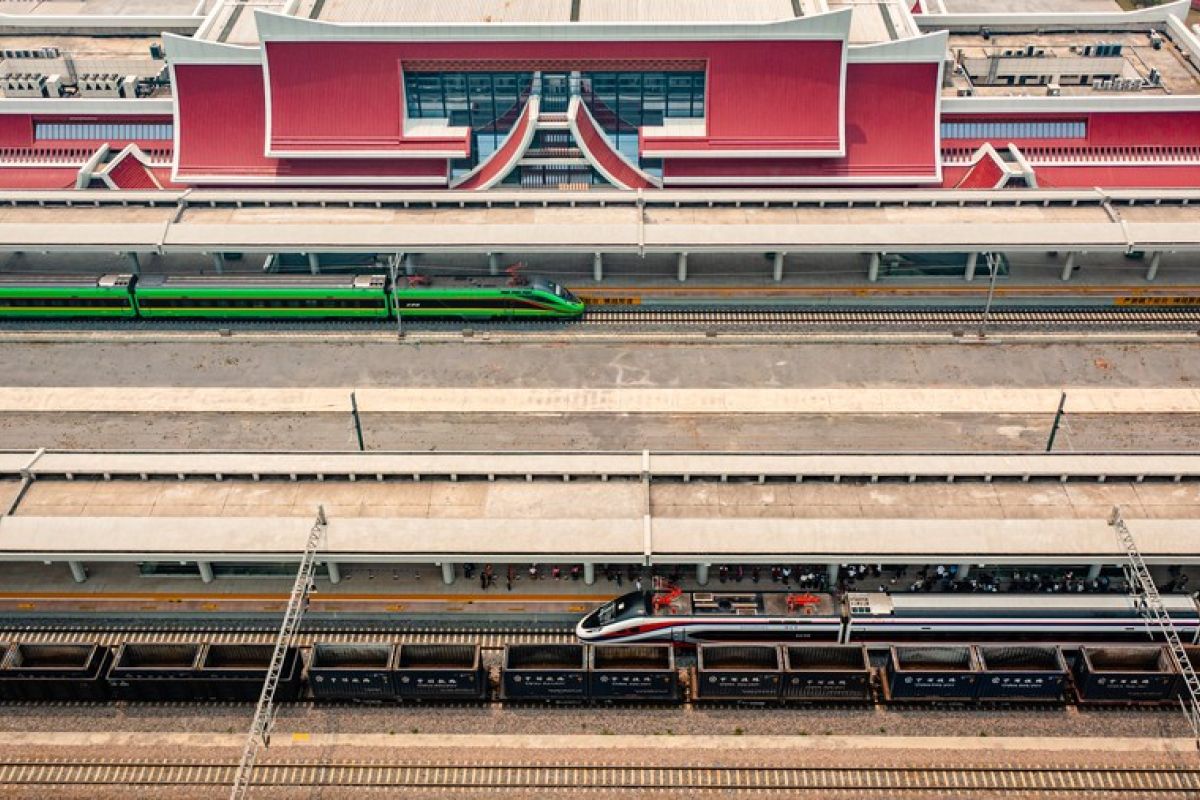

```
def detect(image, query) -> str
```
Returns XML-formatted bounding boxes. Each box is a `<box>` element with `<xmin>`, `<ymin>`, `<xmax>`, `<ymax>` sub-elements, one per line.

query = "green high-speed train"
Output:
<box><xmin>0</xmin><ymin>273</ymin><xmax>585</xmax><ymax>320</ymax></box>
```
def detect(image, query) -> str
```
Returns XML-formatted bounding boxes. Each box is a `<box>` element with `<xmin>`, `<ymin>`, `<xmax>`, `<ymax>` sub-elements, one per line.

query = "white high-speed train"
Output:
<box><xmin>575</xmin><ymin>590</ymin><xmax>1200</xmax><ymax>645</ymax></box>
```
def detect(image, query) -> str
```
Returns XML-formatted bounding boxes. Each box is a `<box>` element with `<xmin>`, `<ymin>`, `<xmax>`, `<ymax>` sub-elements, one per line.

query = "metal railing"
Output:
<box><xmin>1110</xmin><ymin>506</ymin><xmax>1200</xmax><ymax>746</ymax></box>
<box><xmin>229</xmin><ymin>506</ymin><xmax>328</xmax><ymax>799</ymax></box>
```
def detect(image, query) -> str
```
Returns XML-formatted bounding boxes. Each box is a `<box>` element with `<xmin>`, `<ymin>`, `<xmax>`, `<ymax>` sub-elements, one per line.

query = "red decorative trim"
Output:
<box><xmin>401</xmin><ymin>59</ymin><xmax>706</xmax><ymax>72</ymax></box>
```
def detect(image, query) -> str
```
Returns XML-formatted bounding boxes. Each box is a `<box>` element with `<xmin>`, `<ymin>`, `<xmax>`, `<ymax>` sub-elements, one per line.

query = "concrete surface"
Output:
<box><xmin>13</xmin><ymin>477</ymin><xmax>1200</xmax><ymax>520</ymax></box>
<box><xmin>0</xmin><ymin>340</ymin><xmax>1196</xmax><ymax>452</ymax></box>
<box><xmin>2</xmin><ymin>340</ymin><xmax>1195</xmax><ymax>388</ymax></box>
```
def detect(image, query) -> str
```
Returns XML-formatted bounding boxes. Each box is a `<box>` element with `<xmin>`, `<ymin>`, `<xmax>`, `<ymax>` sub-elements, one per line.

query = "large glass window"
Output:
<box><xmin>941</xmin><ymin>120</ymin><xmax>1086</xmax><ymax>140</ymax></box>
<box><xmin>404</xmin><ymin>69</ymin><xmax>703</xmax><ymax>175</ymax></box>
<box><xmin>405</xmin><ymin>71</ymin><xmax>536</xmax><ymax>169</ymax></box>
<box><xmin>35</xmin><ymin>122</ymin><xmax>173</xmax><ymax>140</ymax></box>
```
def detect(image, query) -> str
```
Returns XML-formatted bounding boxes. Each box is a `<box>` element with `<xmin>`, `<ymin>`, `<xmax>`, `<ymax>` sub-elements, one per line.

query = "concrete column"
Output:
<box><xmin>210</xmin><ymin>252</ymin><xmax>225</xmax><ymax>275</ymax></box>
<box><xmin>1060</xmin><ymin>252</ymin><xmax>1076</xmax><ymax>281</ymax></box>
<box><xmin>124</xmin><ymin>252</ymin><xmax>140</xmax><ymax>275</ymax></box>
<box><xmin>68</xmin><ymin>560</ymin><xmax>87</xmax><ymax>583</ymax></box>
<box><xmin>867</xmin><ymin>253</ymin><xmax>880</xmax><ymax>283</ymax></box>
<box><xmin>326</xmin><ymin>561</ymin><xmax>342</xmax><ymax>585</ymax></box>
<box><xmin>827</xmin><ymin>563</ymin><xmax>840</xmax><ymax>585</ymax></box>
<box><xmin>1087</xmin><ymin>563</ymin><xmax>1104</xmax><ymax>580</ymax></box>
<box><xmin>592</xmin><ymin>252</ymin><xmax>604</xmax><ymax>282</ymax></box>
<box><xmin>405</xmin><ymin>253</ymin><xmax>418</xmax><ymax>277</ymax></box>
<box><xmin>1146</xmin><ymin>251</ymin><xmax>1162</xmax><ymax>282</ymax></box>
<box><xmin>306</xmin><ymin>252</ymin><xmax>320</xmax><ymax>275</ymax></box>
<box><xmin>676</xmin><ymin>252</ymin><xmax>688</xmax><ymax>283</ymax></box>
<box><xmin>488</xmin><ymin>252</ymin><xmax>500</xmax><ymax>276</ymax></box>
<box><xmin>584</xmin><ymin>562</ymin><xmax>595</xmax><ymax>585</ymax></box>
<box><xmin>955</xmin><ymin>563</ymin><xmax>972</xmax><ymax>580</ymax></box>
<box><xmin>441</xmin><ymin>562</ymin><xmax>456</xmax><ymax>585</ymax></box>
<box><xmin>964</xmin><ymin>252</ymin><xmax>979</xmax><ymax>282</ymax></box>
<box><xmin>696</xmin><ymin>563</ymin><xmax>710</xmax><ymax>585</ymax></box>
<box><xmin>772</xmin><ymin>252</ymin><xmax>786</xmax><ymax>282</ymax></box>
<box><xmin>198</xmin><ymin>560</ymin><xmax>214</xmax><ymax>584</ymax></box>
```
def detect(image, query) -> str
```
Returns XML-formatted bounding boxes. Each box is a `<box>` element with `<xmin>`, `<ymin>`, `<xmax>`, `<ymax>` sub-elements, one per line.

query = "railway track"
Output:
<box><xmin>0</xmin><ymin>627</ymin><xmax>574</xmax><ymax>649</ymax></box>
<box><xmin>578</xmin><ymin>307</ymin><xmax>1200</xmax><ymax>328</ymax></box>
<box><xmin>0</xmin><ymin>761</ymin><xmax>1196</xmax><ymax>794</ymax></box>
<box><xmin>1</xmin><ymin>305</ymin><xmax>1199</xmax><ymax>333</ymax></box>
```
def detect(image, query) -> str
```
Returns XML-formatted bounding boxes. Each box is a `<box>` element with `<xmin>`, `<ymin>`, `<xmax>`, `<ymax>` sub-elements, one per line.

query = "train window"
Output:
<box><xmin>597</xmin><ymin>600</ymin><xmax>620</xmax><ymax>624</ymax></box>
<box><xmin>0</xmin><ymin>296</ymin><xmax>129</xmax><ymax>308</ymax></box>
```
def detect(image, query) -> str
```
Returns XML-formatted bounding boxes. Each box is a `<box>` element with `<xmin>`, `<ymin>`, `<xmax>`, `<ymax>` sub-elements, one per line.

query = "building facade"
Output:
<box><xmin>0</xmin><ymin>0</ymin><xmax>1197</xmax><ymax>191</ymax></box>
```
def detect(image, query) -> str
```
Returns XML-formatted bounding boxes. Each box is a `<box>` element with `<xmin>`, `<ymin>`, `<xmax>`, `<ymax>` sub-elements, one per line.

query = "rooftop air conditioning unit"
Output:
<box><xmin>1</xmin><ymin>73</ymin><xmax>47</xmax><ymax>98</ymax></box>
<box><xmin>957</xmin><ymin>87</ymin><xmax>974</xmax><ymax>96</ymax></box>
<box><xmin>118</xmin><ymin>74</ymin><xmax>139</xmax><ymax>98</ymax></box>
<box><xmin>1046</xmin><ymin>83</ymin><xmax>1061</xmax><ymax>96</ymax></box>
<box><xmin>1149</xmin><ymin>31</ymin><xmax>1163</xmax><ymax>50</ymax></box>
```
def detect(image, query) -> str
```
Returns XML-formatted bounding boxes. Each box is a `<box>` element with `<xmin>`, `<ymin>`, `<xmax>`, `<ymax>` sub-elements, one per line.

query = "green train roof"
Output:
<box><xmin>0</xmin><ymin>274</ymin><xmax>132</xmax><ymax>289</ymax></box>
<box><xmin>137</xmin><ymin>275</ymin><xmax>387</xmax><ymax>290</ymax></box>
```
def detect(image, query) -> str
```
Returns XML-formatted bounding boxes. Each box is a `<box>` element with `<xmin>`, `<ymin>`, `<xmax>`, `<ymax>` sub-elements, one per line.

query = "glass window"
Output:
<box><xmin>941</xmin><ymin>120</ymin><xmax>1086</xmax><ymax>140</ymax></box>
<box><xmin>34</xmin><ymin>122</ymin><xmax>173</xmax><ymax>140</ymax></box>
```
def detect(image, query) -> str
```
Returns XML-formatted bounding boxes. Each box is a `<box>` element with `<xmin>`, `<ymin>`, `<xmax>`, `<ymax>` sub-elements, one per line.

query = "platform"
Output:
<box><xmin>0</xmin><ymin>450</ymin><xmax>1198</xmax><ymax>589</ymax></box>
<box><xmin>0</xmin><ymin>189</ymin><xmax>1198</xmax><ymax>261</ymax></box>
<box><xmin>2</xmin><ymin>386</ymin><xmax>1200</xmax><ymax>416</ymax></box>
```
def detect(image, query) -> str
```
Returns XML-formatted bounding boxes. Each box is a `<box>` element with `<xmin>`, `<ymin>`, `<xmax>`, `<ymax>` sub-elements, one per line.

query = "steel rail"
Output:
<box><xmin>0</xmin><ymin>627</ymin><xmax>575</xmax><ymax>648</ymax></box>
<box><xmin>578</xmin><ymin>308</ymin><xmax>1200</xmax><ymax>327</ymax></box>
<box><xmin>1</xmin><ymin>305</ymin><xmax>1200</xmax><ymax>334</ymax></box>
<box><xmin>0</xmin><ymin>761</ymin><xmax>1196</xmax><ymax>793</ymax></box>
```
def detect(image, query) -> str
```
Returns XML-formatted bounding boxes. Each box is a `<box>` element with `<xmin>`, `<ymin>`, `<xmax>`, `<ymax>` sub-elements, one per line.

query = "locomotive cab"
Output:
<box><xmin>576</xmin><ymin>591</ymin><xmax>649</xmax><ymax>642</ymax></box>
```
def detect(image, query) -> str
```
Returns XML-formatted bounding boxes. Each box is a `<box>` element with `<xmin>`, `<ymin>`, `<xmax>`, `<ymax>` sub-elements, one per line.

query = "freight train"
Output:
<box><xmin>0</xmin><ymin>273</ymin><xmax>585</xmax><ymax>320</ymax></box>
<box><xmin>575</xmin><ymin>590</ymin><xmax>1200</xmax><ymax>645</ymax></box>
<box><xmin>0</xmin><ymin>639</ymin><xmax>1190</xmax><ymax>706</ymax></box>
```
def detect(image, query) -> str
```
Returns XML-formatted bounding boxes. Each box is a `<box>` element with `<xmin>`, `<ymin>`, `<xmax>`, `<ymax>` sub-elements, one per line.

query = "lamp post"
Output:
<box><xmin>977</xmin><ymin>251</ymin><xmax>1000</xmax><ymax>338</ymax></box>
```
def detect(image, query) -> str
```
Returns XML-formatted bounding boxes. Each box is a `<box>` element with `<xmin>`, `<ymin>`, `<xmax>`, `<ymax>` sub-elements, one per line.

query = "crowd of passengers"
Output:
<box><xmin>363</xmin><ymin>563</ymin><xmax>1191</xmax><ymax>595</ymax></box>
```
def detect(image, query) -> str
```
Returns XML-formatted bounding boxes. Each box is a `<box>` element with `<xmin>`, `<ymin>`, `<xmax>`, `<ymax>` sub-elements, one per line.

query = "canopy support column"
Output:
<box><xmin>964</xmin><ymin>252</ymin><xmax>978</xmax><ymax>282</ymax></box>
<box><xmin>1146</xmin><ymin>252</ymin><xmax>1161</xmax><ymax>282</ymax></box>
<box><xmin>1060</xmin><ymin>252</ymin><xmax>1076</xmax><ymax>281</ymax></box>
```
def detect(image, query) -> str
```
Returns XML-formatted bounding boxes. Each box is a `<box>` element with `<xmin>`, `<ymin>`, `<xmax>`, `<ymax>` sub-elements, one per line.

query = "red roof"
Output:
<box><xmin>661</xmin><ymin>62</ymin><xmax>939</xmax><ymax>183</ymax></box>
<box><xmin>453</xmin><ymin>98</ymin><xmax>537</xmax><ymax>190</ymax></box>
<box><xmin>265</xmin><ymin>39</ymin><xmax>844</xmax><ymax>157</ymax></box>
<box><xmin>1034</xmin><ymin>164</ymin><xmax>1200</xmax><ymax>189</ymax></box>
<box><xmin>572</xmin><ymin>100</ymin><xmax>656</xmax><ymax>190</ymax></box>
<box><xmin>174</xmin><ymin>63</ymin><xmax>447</xmax><ymax>185</ymax></box>
<box><xmin>105</xmin><ymin>153</ymin><xmax>160</xmax><ymax>190</ymax></box>
<box><xmin>0</xmin><ymin>167</ymin><xmax>78</xmax><ymax>189</ymax></box>
<box><xmin>953</xmin><ymin>148</ymin><xmax>1007</xmax><ymax>189</ymax></box>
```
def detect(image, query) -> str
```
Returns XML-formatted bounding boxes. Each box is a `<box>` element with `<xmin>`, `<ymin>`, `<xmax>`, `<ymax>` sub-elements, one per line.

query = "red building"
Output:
<box><xmin>0</xmin><ymin>0</ymin><xmax>1198</xmax><ymax>191</ymax></box>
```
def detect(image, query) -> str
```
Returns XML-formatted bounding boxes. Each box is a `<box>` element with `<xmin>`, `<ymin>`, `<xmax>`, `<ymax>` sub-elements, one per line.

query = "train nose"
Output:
<box><xmin>575</xmin><ymin>612</ymin><xmax>599</xmax><ymax>640</ymax></box>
